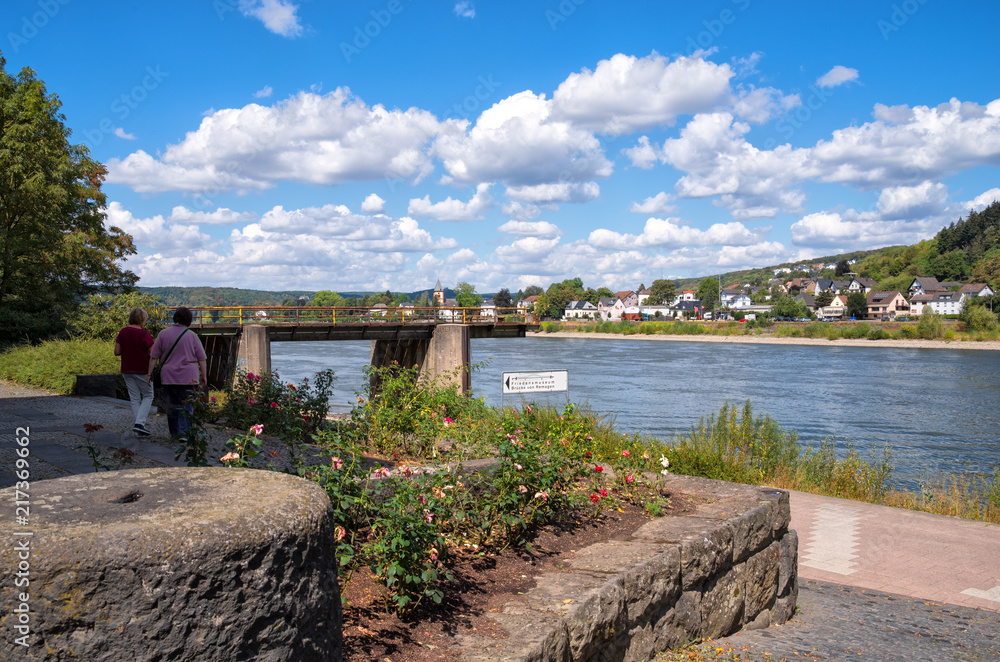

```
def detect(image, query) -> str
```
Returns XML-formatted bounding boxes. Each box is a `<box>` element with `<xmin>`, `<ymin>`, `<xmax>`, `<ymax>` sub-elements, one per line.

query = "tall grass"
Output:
<box><xmin>0</xmin><ymin>338</ymin><xmax>119</xmax><ymax>393</ymax></box>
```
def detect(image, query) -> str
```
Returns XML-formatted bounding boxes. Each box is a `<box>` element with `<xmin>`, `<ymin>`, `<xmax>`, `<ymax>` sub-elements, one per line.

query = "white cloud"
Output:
<box><xmin>114</xmin><ymin>128</ymin><xmax>136</xmax><ymax>140</ymax></box>
<box><xmin>239</xmin><ymin>0</ymin><xmax>303</xmax><ymax>37</ymax></box>
<box><xmin>967</xmin><ymin>188</ymin><xmax>1000</xmax><ymax>211</ymax></box>
<box><xmin>453</xmin><ymin>1</ymin><xmax>475</xmax><ymax>18</ymax></box>
<box><xmin>167</xmin><ymin>206</ymin><xmax>258</xmax><ymax>225</ymax></box>
<box><xmin>433</xmin><ymin>90</ymin><xmax>612</xmax><ymax>187</ymax></box>
<box><xmin>254</xmin><ymin>85</ymin><xmax>273</xmax><ymax>98</ymax></box>
<box><xmin>875</xmin><ymin>181</ymin><xmax>949</xmax><ymax>220</ymax></box>
<box><xmin>500</xmin><ymin>200</ymin><xmax>541</xmax><ymax>221</ymax></box>
<box><xmin>108</xmin><ymin>88</ymin><xmax>449</xmax><ymax>193</ymax></box>
<box><xmin>504</xmin><ymin>181</ymin><xmax>599</xmax><ymax>204</ymax></box>
<box><xmin>789</xmin><ymin>209</ymin><xmax>940</xmax><ymax>250</ymax></box>
<box><xmin>496</xmin><ymin>220</ymin><xmax>562</xmax><ymax>238</ymax></box>
<box><xmin>407</xmin><ymin>183</ymin><xmax>493</xmax><ymax>221</ymax></box>
<box><xmin>588</xmin><ymin>217</ymin><xmax>769</xmax><ymax>250</ymax></box>
<box><xmin>361</xmin><ymin>193</ymin><xmax>386</xmax><ymax>214</ymax></box>
<box><xmin>105</xmin><ymin>202</ymin><xmax>212</xmax><ymax>254</ymax></box>
<box><xmin>550</xmin><ymin>53</ymin><xmax>735</xmax><ymax>135</ymax></box>
<box><xmin>629</xmin><ymin>192</ymin><xmax>676</xmax><ymax>214</ymax></box>
<box><xmin>816</xmin><ymin>65</ymin><xmax>859</xmax><ymax>88</ymax></box>
<box><xmin>733</xmin><ymin>86</ymin><xmax>800</xmax><ymax>124</ymax></box>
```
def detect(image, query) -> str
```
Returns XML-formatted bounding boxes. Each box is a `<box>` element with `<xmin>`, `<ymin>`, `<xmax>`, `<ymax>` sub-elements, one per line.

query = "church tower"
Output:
<box><xmin>433</xmin><ymin>279</ymin><xmax>445</xmax><ymax>305</ymax></box>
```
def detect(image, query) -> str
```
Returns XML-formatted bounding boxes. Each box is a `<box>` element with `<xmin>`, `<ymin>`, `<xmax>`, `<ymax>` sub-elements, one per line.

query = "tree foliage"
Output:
<box><xmin>697</xmin><ymin>277</ymin><xmax>719</xmax><ymax>311</ymax></box>
<box><xmin>0</xmin><ymin>58</ymin><xmax>137</xmax><ymax>343</ymax></box>
<box><xmin>647</xmin><ymin>279</ymin><xmax>676</xmax><ymax>305</ymax></box>
<box><xmin>847</xmin><ymin>292</ymin><xmax>868</xmax><ymax>319</ymax></box>
<box><xmin>492</xmin><ymin>287</ymin><xmax>513</xmax><ymax>310</ymax></box>
<box><xmin>454</xmin><ymin>282</ymin><xmax>482</xmax><ymax>307</ymax></box>
<box><xmin>67</xmin><ymin>291</ymin><xmax>171</xmax><ymax>340</ymax></box>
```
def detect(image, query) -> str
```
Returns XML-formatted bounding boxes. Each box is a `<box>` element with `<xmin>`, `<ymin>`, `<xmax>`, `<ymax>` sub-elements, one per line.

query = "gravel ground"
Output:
<box><xmin>700</xmin><ymin>579</ymin><xmax>1000</xmax><ymax>661</ymax></box>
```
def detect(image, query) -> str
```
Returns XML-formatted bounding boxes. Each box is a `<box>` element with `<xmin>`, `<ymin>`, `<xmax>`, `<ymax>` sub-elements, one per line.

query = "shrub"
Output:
<box><xmin>916</xmin><ymin>310</ymin><xmax>944</xmax><ymax>339</ymax></box>
<box><xmin>961</xmin><ymin>304</ymin><xmax>998</xmax><ymax>333</ymax></box>
<box><xmin>67</xmin><ymin>291</ymin><xmax>171</xmax><ymax>340</ymax></box>
<box><xmin>222</xmin><ymin>369</ymin><xmax>336</xmax><ymax>444</ymax></box>
<box><xmin>0</xmin><ymin>338</ymin><xmax>119</xmax><ymax>393</ymax></box>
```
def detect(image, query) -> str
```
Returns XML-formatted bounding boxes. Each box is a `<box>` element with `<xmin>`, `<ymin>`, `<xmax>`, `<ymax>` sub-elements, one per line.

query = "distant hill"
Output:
<box><xmin>138</xmin><ymin>286</ymin><xmax>454</xmax><ymax>307</ymax></box>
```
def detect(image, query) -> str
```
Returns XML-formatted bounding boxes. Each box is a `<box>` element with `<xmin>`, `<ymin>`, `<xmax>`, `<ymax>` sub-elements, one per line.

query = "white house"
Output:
<box><xmin>961</xmin><ymin>283</ymin><xmax>995</xmax><ymax>298</ymax></box>
<box><xmin>563</xmin><ymin>300</ymin><xmax>598</xmax><ymax>320</ymax></box>
<box><xmin>910</xmin><ymin>291</ymin><xmax>966</xmax><ymax>316</ymax></box>
<box><xmin>597</xmin><ymin>297</ymin><xmax>625</xmax><ymax>321</ymax></box>
<box><xmin>671</xmin><ymin>291</ymin><xmax>697</xmax><ymax>306</ymax></box>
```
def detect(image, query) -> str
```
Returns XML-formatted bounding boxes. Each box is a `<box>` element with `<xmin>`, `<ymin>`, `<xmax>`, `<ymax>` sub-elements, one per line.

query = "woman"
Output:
<box><xmin>115</xmin><ymin>307</ymin><xmax>155</xmax><ymax>436</ymax></box>
<box><xmin>148</xmin><ymin>307</ymin><xmax>207</xmax><ymax>439</ymax></box>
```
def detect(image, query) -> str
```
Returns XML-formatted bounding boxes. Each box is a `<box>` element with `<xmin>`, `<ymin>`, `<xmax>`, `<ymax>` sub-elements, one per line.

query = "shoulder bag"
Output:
<box><xmin>152</xmin><ymin>328</ymin><xmax>189</xmax><ymax>388</ymax></box>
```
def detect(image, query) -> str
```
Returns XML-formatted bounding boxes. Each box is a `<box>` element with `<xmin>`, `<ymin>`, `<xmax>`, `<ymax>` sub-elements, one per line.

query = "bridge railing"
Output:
<box><xmin>175</xmin><ymin>306</ymin><xmax>530</xmax><ymax>326</ymax></box>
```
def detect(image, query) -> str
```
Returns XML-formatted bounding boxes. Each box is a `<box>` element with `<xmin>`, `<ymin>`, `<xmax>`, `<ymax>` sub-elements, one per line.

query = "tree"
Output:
<box><xmin>770</xmin><ymin>295</ymin><xmax>809</xmax><ymax>319</ymax></box>
<box><xmin>647</xmin><ymin>279</ymin><xmax>676</xmax><ymax>305</ymax></box>
<box><xmin>517</xmin><ymin>285</ymin><xmax>544</xmax><ymax>301</ymax></box>
<box><xmin>834</xmin><ymin>259</ymin><xmax>851</xmax><ymax>277</ymax></box>
<box><xmin>454</xmin><ymin>282</ymin><xmax>482</xmax><ymax>307</ymax></box>
<box><xmin>493</xmin><ymin>287</ymin><xmax>513</xmax><ymax>310</ymax></box>
<box><xmin>847</xmin><ymin>292</ymin><xmax>868</xmax><ymax>319</ymax></box>
<box><xmin>313</xmin><ymin>290</ymin><xmax>345</xmax><ymax>307</ymax></box>
<box><xmin>67</xmin><ymin>291</ymin><xmax>170</xmax><ymax>340</ymax></box>
<box><xmin>814</xmin><ymin>290</ymin><xmax>834</xmax><ymax>309</ymax></box>
<box><xmin>0</xmin><ymin>58</ymin><xmax>137</xmax><ymax>343</ymax></box>
<box><xmin>697</xmin><ymin>277</ymin><xmax>720</xmax><ymax>312</ymax></box>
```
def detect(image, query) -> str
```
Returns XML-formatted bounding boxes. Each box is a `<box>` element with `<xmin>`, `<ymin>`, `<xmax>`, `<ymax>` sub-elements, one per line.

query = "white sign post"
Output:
<box><xmin>501</xmin><ymin>370</ymin><xmax>568</xmax><ymax>406</ymax></box>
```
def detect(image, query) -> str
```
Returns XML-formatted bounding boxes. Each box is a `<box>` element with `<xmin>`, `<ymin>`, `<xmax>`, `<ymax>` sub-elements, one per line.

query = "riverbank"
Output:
<box><xmin>528</xmin><ymin>330</ymin><xmax>1000</xmax><ymax>351</ymax></box>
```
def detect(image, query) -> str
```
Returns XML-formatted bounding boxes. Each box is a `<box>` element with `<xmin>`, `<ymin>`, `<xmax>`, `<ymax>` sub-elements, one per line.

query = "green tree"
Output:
<box><xmin>959</xmin><ymin>300</ymin><xmax>998</xmax><ymax>333</ymax></box>
<box><xmin>647</xmin><ymin>279</ymin><xmax>676</xmax><ymax>305</ymax></box>
<box><xmin>814</xmin><ymin>290</ymin><xmax>834</xmax><ymax>309</ymax></box>
<box><xmin>454</xmin><ymin>282</ymin><xmax>482</xmax><ymax>307</ymax></box>
<box><xmin>0</xmin><ymin>58</ymin><xmax>137</xmax><ymax>343</ymax></box>
<box><xmin>770</xmin><ymin>295</ymin><xmax>809</xmax><ymax>319</ymax></box>
<box><xmin>492</xmin><ymin>287</ymin><xmax>513</xmax><ymax>310</ymax></box>
<box><xmin>697</xmin><ymin>277</ymin><xmax>720</xmax><ymax>312</ymax></box>
<box><xmin>834</xmin><ymin>259</ymin><xmax>851</xmax><ymax>277</ymax></box>
<box><xmin>313</xmin><ymin>290</ymin><xmax>345</xmax><ymax>307</ymax></box>
<box><xmin>67</xmin><ymin>291</ymin><xmax>170</xmax><ymax>340</ymax></box>
<box><xmin>847</xmin><ymin>292</ymin><xmax>868</xmax><ymax>319</ymax></box>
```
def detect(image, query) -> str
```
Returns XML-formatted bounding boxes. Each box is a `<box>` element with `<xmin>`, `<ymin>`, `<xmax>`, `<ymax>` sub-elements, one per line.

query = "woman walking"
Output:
<box><xmin>148</xmin><ymin>307</ymin><xmax>207</xmax><ymax>439</ymax></box>
<box><xmin>115</xmin><ymin>307</ymin><xmax>155</xmax><ymax>436</ymax></box>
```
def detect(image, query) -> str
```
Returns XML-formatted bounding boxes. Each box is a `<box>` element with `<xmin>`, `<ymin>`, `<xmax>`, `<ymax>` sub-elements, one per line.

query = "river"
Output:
<box><xmin>270</xmin><ymin>336</ymin><xmax>1000</xmax><ymax>488</ymax></box>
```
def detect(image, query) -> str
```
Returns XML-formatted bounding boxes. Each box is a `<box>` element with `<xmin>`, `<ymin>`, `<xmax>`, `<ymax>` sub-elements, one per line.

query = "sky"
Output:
<box><xmin>3</xmin><ymin>0</ymin><xmax>999</xmax><ymax>294</ymax></box>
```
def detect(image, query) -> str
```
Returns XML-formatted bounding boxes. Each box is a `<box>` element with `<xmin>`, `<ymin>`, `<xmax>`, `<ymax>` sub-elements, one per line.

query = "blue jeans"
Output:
<box><xmin>162</xmin><ymin>384</ymin><xmax>194</xmax><ymax>437</ymax></box>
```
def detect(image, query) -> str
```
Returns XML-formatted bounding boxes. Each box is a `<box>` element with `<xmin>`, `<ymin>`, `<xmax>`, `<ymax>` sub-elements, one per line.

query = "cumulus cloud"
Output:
<box><xmin>500</xmin><ymin>200</ymin><xmax>541</xmax><ymax>221</ymax></box>
<box><xmin>432</xmin><ymin>90</ymin><xmax>612</xmax><ymax>187</ymax></box>
<box><xmin>875</xmin><ymin>181</ymin><xmax>949</xmax><ymax>220</ymax></box>
<box><xmin>497</xmin><ymin>220</ymin><xmax>562</xmax><ymax>238</ymax></box>
<box><xmin>361</xmin><ymin>193</ymin><xmax>386</xmax><ymax>214</ymax></box>
<box><xmin>167</xmin><ymin>206</ymin><xmax>258</xmax><ymax>225</ymax></box>
<box><xmin>504</xmin><ymin>181</ymin><xmax>599</xmax><ymax>204</ymax></box>
<box><xmin>408</xmin><ymin>183</ymin><xmax>493</xmax><ymax>221</ymax></box>
<box><xmin>588</xmin><ymin>217</ymin><xmax>769</xmax><ymax>250</ymax></box>
<box><xmin>629</xmin><ymin>192</ymin><xmax>676</xmax><ymax>215</ymax></box>
<box><xmin>967</xmin><ymin>188</ymin><xmax>1000</xmax><ymax>211</ymax></box>
<box><xmin>550</xmin><ymin>53</ymin><xmax>735</xmax><ymax>134</ymax></box>
<box><xmin>816</xmin><ymin>65</ymin><xmax>859</xmax><ymax>88</ymax></box>
<box><xmin>239</xmin><ymin>0</ymin><xmax>303</xmax><ymax>37</ymax></box>
<box><xmin>105</xmin><ymin>202</ymin><xmax>212</xmax><ymax>254</ymax></box>
<box><xmin>453</xmin><ymin>1</ymin><xmax>475</xmax><ymax>18</ymax></box>
<box><xmin>114</xmin><ymin>128</ymin><xmax>136</xmax><ymax>140</ymax></box>
<box><xmin>789</xmin><ymin>209</ymin><xmax>940</xmax><ymax>250</ymax></box>
<box><xmin>254</xmin><ymin>85</ymin><xmax>273</xmax><ymax>98</ymax></box>
<box><xmin>107</xmin><ymin>88</ymin><xmax>450</xmax><ymax>193</ymax></box>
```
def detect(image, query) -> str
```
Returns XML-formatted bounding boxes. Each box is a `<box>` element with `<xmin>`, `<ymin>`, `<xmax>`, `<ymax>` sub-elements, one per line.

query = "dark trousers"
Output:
<box><xmin>162</xmin><ymin>384</ymin><xmax>194</xmax><ymax>437</ymax></box>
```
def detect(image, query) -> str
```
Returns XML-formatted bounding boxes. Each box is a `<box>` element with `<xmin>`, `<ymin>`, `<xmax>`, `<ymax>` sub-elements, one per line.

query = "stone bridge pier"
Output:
<box><xmin>225</xmin><ymin>323</ymin><xmax>473</xmax><ymax>393</ymax></box>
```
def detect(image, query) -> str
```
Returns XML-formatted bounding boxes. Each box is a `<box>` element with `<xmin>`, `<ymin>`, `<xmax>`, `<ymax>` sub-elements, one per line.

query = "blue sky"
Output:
<box><xmin>4</xmin><ymin>0</ymin><xmax>999</xmax><ymax>293</ymax></box>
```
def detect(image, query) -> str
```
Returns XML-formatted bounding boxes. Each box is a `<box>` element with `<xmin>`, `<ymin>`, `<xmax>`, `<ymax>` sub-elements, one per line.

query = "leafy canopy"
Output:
<box><xmin>0</xmin><ymin>57</ymin><xmax>136</xmax><ymax>343</ymax></box>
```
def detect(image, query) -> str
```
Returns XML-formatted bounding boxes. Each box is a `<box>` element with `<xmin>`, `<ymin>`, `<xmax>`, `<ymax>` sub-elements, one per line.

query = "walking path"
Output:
<box><xmin>3</xmin><ymin>382</ymin><xmax>999</xmax><ymax>660</ymax></box>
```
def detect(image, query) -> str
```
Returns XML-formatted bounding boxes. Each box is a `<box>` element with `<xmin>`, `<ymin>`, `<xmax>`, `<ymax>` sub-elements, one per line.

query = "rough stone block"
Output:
<box><xmin>633</xmin><ymin>517</ymin><xmax>734</xmax><ymax>591</ymax></box>
<box><xmin>757</xmin><ymin>487</ymin><xmax>791</xmax><ymax>535</ymax></box>
<box><xmin>0</xmin><ymin>468</ymin><xmax>341</xmax><ymax>662</ymax></box>
<box><xmin>699</xmin><ymin>564</ymin><xmax>746</xmax><ymax>639</ymax></box>
<box><xmin>651</xmin><ymin>591</ymin><xmax>702</xmax><ymax>654</ymax></box>
<box><xmin>770</xmin><ymin>584</ymin><xmax>799</xmax><ymax>625</ymax></box>
<box><xmin>729</xmin><ymin>501</ymin><xmax>774</xmax><ymax>563</ymax></box>
<box><xmin>778</xmin><ymin>529</ymin><xmax>799</xmax><ymax>599</ymax></box>
<box><xmin>460</xmin><ymin>610</ymin><xmax>569</xmax><ymax>662</ymax></box>
<box><xmin>620</xmin><ymin>547</ymin><xmax>682</xmax><ymax>625</ymax></box>
<box><xmin>563</xmin><ymin>576</ymin><xmax>628</xmax><ymax>661</ymax></box>
<box><xmin>743</xmin><ymin>541</ymin><xmax>779</xmax><ymax>622</ymax></box>
<box><xmin>74</xmin><ymin>373</ymin><xmax>117</xmax><ymax>397</ymax></box>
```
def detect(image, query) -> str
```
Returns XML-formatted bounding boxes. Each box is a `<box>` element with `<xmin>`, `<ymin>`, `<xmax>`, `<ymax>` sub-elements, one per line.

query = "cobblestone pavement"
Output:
<box><xmin>711</xmin><ymin>579</ymin><xmax>1000</xmax><ymax>661</ymax></box>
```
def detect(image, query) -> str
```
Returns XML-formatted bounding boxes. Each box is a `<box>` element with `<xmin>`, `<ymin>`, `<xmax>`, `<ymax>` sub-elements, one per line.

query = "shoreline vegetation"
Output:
<box><xmin>530</xmin><ymin>319</ymin><xmax>1000</xmax><ymax>351</ymax></box>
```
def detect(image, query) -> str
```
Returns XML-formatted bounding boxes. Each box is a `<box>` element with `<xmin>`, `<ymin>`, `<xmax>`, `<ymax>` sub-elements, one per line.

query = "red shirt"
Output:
<box><xmin>116</xmin><ymin>326</ymin><xmax>154</xmax><ymax>374</ymax></box>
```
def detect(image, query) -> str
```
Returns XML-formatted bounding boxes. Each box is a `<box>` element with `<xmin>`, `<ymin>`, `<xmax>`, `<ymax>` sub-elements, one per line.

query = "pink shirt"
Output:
<box><xmin>151</xmin><ymin>325</ymin><xmax>207</xmax><ymax>385</ymax></box>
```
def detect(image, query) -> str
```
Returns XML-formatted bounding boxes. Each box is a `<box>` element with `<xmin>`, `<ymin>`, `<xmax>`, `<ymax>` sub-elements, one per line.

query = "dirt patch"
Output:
<box><xmin>340</xmin><ymin>492</ymin><xmax>705</xmax><ymax>662</ymax></box>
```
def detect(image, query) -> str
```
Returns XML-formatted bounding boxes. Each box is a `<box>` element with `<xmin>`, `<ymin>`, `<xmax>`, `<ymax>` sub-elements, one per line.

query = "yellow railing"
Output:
<box><xmin>171</xmin><ymin>306</ymin><xmax>529</xmax><ymax>326</ymax></box>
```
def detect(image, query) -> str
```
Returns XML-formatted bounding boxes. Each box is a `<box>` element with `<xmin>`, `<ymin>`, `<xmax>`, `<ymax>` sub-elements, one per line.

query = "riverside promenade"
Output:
<box><xmin>2</xmin><ymin>382</ymin><xmax>999</xmax><ymax>660</ymax></box>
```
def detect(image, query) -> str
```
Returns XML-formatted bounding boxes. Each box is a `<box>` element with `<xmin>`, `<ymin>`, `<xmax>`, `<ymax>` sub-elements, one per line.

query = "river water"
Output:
<box><xmin>270</xmin><ymin>336</ymin><xmax>1000</xmax><ymax>487</ymax></box>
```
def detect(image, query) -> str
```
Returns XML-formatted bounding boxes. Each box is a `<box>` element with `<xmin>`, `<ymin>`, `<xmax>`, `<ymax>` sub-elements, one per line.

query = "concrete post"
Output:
<box><xmin>236</xmin><ymin>324</ymin><xmax>271</xmax><ymax>378</ymax></box>
<box><xmin>422</xmin><ymin>324</ymin><xmax>471</xmax><ymax>393</ymax></box>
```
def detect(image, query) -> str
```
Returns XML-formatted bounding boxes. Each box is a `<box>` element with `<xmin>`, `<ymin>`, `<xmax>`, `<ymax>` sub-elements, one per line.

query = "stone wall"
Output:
<box><xmin>0</xmin><ymin>468</ymin><xmax>342</xmax><ymax>661</ymax></box>
<box><xmin>457</xmin><ymin>474</ymin><xmax>797</xmax><ymax>661</ymax></box>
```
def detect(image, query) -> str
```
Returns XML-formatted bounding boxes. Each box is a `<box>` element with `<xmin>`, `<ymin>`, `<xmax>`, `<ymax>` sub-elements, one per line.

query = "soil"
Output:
<box><xmin>340</xmin><ymin>492</ymin><xmax>706</xmax><ymax>662</ymax></box>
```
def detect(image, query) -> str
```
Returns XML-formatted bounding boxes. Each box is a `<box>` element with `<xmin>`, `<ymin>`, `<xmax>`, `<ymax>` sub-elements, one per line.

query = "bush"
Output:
<box><xmin>0</xmin><ymin>338</ymin><xmax>118</xmax><ymax>393</ymax></box>
<box><xmin>222</xmin><ymin>369</ymin><xmax>336</xmax><ymax>443</ymax></box>
<box><xmin>67</xmin><ymin>291</ymin><xmax>171</xmax><ymax>340</ymax></box>
<box><xmin>0</xmin><ymin>304</ymin><xmax>68</xmax><ymax>347</ymax></box>
<box><xmin>961</xmin><ymin>304</ymin><xmax>998</xmax><ymax>333</ymax></box>
<box><xmin>916</xmin><ymin>310</ymin><xmax>944</xmax><ymax>339</ymax></box>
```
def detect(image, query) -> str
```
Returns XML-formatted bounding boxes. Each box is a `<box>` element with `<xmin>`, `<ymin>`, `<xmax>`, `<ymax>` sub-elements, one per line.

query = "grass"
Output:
<box><xmin>0</xmin><ymin>338</ymin><xmax>119</xmax><ymax>394</ymax></box>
